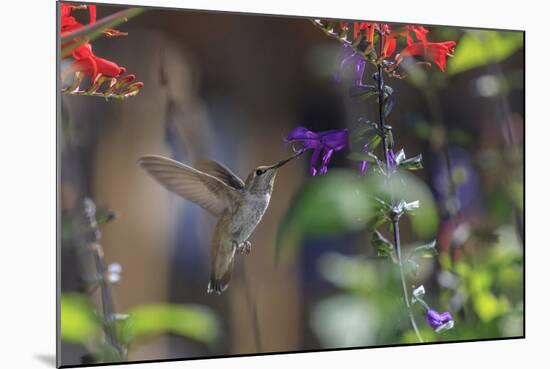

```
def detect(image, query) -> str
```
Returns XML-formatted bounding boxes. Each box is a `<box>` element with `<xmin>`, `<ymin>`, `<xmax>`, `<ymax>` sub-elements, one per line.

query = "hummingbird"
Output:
<box><xmin>138</xmin><ymin>150</ymin><xmax>303</xmax><ymax>295</ymax></box>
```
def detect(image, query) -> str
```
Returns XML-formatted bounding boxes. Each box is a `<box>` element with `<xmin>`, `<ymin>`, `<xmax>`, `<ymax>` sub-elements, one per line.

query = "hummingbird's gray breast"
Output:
<box><xmin>228</xmin><ymin>192</ymin><xmax>271</xmax><ymax>242</ymax></box>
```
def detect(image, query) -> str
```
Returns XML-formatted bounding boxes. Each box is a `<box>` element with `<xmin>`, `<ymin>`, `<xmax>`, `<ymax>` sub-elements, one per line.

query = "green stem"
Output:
<box><xmin>392</xmin><ymin>220</ymin><xmax>424</xmax><ymax>342</ymax></box>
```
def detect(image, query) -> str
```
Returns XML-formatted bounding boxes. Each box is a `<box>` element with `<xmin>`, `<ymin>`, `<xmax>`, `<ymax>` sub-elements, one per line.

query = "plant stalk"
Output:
<box><xmin>375</xmin><ymin>31</ymin><xmax>423</xmax><ymax>343</ymax></box>
<box><xmin>83</xmin><ymin>199</ymin><xmax>126</xmax><ymax>361</ymax></box>
<box><xmin>392</xmin><ymin>220</ymin><xmax>424</xmax><ymax>342</ymax></box>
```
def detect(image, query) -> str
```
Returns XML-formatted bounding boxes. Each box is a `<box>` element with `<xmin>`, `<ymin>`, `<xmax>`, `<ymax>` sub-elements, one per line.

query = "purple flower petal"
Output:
<box><xmin>309</xmin><ymin>146</ymin><xmax>322</xmax><ymax>176</ymax></box>
<box><xmin>335</xmin><ymin>44</ymin><xmax>369</xmax><ymax>86</ymax></box>
<box><xmin>320</xmin><ymin>129</ymin><xmax>349</xmax><ymax>151</ymax></box>
<box><xmin>335</xmin><ymin>45</ymin><xmax>357</xmax><ymax>84</ymax></box>
<box><xmin>426</xmin><ymin>309</ymin><xmax>453</xmax><ymax>329</ymax></box>
<box><xmin>359</xmin><ymin>160</ymin><xmax>369</xmax><ymax>176</ymax></box>
<box><xmin>285</xmin><ymin>127</ymin><xmax>348</xmax><ymax>176</ymax></box>
<box><xmin>321</xmin><ymin>148</ymin><xmax>334</xmax><ymax>167</ymax></box>
<box><xmin>355</xmin><ymin>58</ymin><xmax>367</xmax><ymax>87</ymax></box>
<box><xmin>387</xmin><ymin>148</ymin><xmax>397</xmax><ymax>174</ymax></box>
<box><xmin>286</xmin><ymin>127</ymin><xmax>319</xmax><ymax>141</ymax></box>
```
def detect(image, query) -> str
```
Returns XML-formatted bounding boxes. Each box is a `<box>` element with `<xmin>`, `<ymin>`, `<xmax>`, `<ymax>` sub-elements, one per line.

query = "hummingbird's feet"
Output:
<box><xmin>243</xmin><ymin>240</ymin><xmax>251</xmax><ymax>255</ymax></box>
<box><xmin>235</xmin><ymin>240</ymin><xmax>252</xmax><ymax>255</ymax></box>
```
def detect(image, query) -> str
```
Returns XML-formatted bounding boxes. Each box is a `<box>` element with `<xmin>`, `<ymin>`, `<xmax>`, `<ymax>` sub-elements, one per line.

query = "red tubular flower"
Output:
<box><xmin>353</xmin><ymin>22</ymin><xmax>377</xmax><ymax>48</ymax></box>
<box><xmin>382</xmin><ymin>36</ymin><xmax>397</xmax><ymax>58</ymax></box>
<box><xmin>374</xmin><ymin>24</ymin><xmax>431</xmax><ymax>61</ymax></box>
<box><xmin>61</xmin><ymin>4</ymin><xmax>96</xmax><ymax>36</ymax></box>
<box><xmin>380</xmin><ymin>24</ymin><xmax>396</xmax><ymax>58</ymax></box>
<box><xmin>407</xmin><ymin>25</ymin><xmax>429</xmax><ymax>44</ymax></box>
<box><xmin>353</xmin><ymin>22</ymin><xmax>370</xmax><ymax>40</ymax></box>
<box><xmin>69</xmin><ymin>51</ymin><xmax>125</xmax><ymax>78</ymax></box>
<box><xmin>61</xmin><ymin>3</ymin><xmax>126</xmax><ymax>79</ymax></box>
<box><xmin>395</xmin><ymin>41</ymin><xmax>456</xmax><ymax>72</ymax></box>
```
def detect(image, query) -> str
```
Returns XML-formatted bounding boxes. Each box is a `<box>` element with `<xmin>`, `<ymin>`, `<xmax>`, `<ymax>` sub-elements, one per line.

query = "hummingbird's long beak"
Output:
<box><xmin>268</xmin><ymin>149</ymin><xmax>305</xmax><ymax>170</ymax></box>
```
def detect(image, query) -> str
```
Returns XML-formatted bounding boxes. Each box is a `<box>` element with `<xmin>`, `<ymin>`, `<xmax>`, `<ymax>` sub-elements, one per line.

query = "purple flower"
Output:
<box><xmin>387</xmin><ymin>148</ymin><xmax>397</xmax><ymax>175</ymax></box>
<box><xmin>335</xmin><ymin>45</ymin><xmax>367</xmax><ymax>86</ymax></box>
<box><xmin>286</xmin><ymin>127</ymin><xmax>348</xmax><ymax>176</ymax></box>
<box><xmin>426</xmin><ymin>309</ymin><xmax>454</xmax><ymax>332</ymax></box>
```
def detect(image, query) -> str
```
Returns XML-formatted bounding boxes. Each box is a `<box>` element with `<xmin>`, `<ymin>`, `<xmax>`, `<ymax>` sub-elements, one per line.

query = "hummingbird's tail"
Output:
<box><xmin>207</xmin><ymin>258</ymin><xmax>234</xmax><ymax>295</ymax></box>
<box><xmin>208</xmin><ymin>222</ymin><xmax>236</xmax><ymax>295</ymax></box>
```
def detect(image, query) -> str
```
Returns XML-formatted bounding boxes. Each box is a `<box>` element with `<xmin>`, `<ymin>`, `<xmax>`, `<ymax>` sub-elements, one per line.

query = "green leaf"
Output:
<box><xmin>404</xmin><ymin>200</ymin><xmax>420</xmax><ymax>212</ymax></box>
<box><xmin>366</xmin><ymin>171</ymin><xmax>439</xmax><ymax>238</ymax></box>
<box><xmin>391</xmin><ymin>199</ymin><xmax>420</xmax><ymax>219</ymax></box>
<box><xmin>349</xmin><ymin>121</ymin><xmax>377</xmax><ymax>141</ymax></box>
<box><xmin>372</xmin><ymin>230</ymin><xmax>396</xmax><ymax>261</ymax></box>
<box><xmin>408</xmin><ymin>240</ymin><xmax>438</xmax><ymax>259</ymax></box>
<box><xmin>399</xmin><ymin>154</ymin><xmax>423</xmax><ymax>171</ymax></box>
<box><xmin>349</xmin><ymin>85</ymin><xmax>378</xmax><ymax>99</ymax></box>
<box><xmin>383</xmin><ymin>94</ymin><xmax>394</xmax><ymax>117</ymax></box>
<box><xmin>61</xmin><ymin>293</ymin><xmax>100</xmax><ymax>344</ymax></box>
<box><xmin>366</xmin><ymin>211</ymin><xmax>389</xmax><ymax>231</ymax></box>
<box><xmin>275</xmin><ymin>170</ymin><xmax>374</xmax><ymax>261</ymax></box>
<box><xmin>386</xmin><ymin>128</ymin><xmax>394</xmax><ymax>148</ymax></box>
<box><xmin>448</xmin><ymin>30</ymin><xmax>524</xmax><ymax>76</ymax></box>
<box><xmin>120</xmin><ymin>304</ymin><xmax>220</xmax><ymax>345</ymax></box>
<box><xmin>394</xmin><ymin>149</ymin><xmax>406</xmax><ymax>165</ymax></box>
<box><xmin>349</xmin><ymin>123</ymin><xmax>382</xmax><ymax>153</ymax></box>
<box><xmin>347</xmin><ymin>152</ymin><xmax>377</xmax><ymax>162</ymax></box>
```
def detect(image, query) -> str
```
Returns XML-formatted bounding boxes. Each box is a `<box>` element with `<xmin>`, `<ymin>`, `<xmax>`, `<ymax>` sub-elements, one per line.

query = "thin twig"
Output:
<box><xmin>392</xmin><ymin>221</ymin><xmax>423</xmax><ymax>342</ymax></box>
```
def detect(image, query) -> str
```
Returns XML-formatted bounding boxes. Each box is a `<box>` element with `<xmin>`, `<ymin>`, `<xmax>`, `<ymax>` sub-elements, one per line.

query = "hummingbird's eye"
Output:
<box><xmin>256</xmin><ymin>169</ymin><xmax>264</xmax><ymax>176</ymax></box>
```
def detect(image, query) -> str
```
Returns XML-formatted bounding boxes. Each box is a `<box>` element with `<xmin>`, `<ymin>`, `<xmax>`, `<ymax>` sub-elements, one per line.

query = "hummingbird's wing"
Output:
<box><xmin>194</xmin><ymin>159</ymin><xmax>245</xmax><ymax>190</ymax></box>
<box><xmin>138</xmin><ymin>155</ymin><xmax>239</xmax><ymax>216</ymax></box>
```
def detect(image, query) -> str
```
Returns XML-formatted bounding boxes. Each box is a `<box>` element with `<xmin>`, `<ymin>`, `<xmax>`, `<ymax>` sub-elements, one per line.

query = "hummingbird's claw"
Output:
<box><xmin>235</xmin><ymin>240</ymin><xmax>252</xmax><ymax>255</ymax></box>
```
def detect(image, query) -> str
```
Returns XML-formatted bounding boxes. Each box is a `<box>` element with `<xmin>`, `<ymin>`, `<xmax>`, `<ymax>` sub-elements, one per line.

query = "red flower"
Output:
<box><xmin>395</xmin><ymin>41</ymin><xmax>456</xmax><ymax>72</ymax></box>
<box><xmin>406</xmin><ymin>25</ymin><xmax>429</xmax><ymax>45</ymax></box>
<box><xmin>70</xmin><ymin>43</ymin><xmax>126</xmax><ymax>78</ymax></box>
<box><xmin>315</xmin><ymin>19</ymin><xmax>457</xmax><ymax>77</ymax></box>
<box><xmin>61</xmin><ymin>4</ymin><xmax>96</xmax><ymax>36</ymax></box>
<box><xmin>61</xmin><ymin>4</ymin><xmax>126</xmax><ymax>79</ymax></box>
<box><xmin>352</xmin><ymin>22</ymin><xmax>396</xmax><ymax>58</ymax></box>
<box><xmin>354</xmin><ymin>22</ymin><xmax>374</xmax><ymax>41</ymax></box>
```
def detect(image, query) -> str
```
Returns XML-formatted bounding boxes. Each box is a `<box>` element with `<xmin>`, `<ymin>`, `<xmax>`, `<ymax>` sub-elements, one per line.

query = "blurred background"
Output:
<box><xmin>59</xmin><ymin>4</ymin><xmax>524</xmax><ymax>366</ymax></box>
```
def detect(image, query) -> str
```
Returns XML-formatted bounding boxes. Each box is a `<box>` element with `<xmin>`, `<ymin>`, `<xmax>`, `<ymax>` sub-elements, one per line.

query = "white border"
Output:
<box><xmin>2</xmin><ymin>0</ymin><xmax>546</xmax><ymax>368</ymax></box>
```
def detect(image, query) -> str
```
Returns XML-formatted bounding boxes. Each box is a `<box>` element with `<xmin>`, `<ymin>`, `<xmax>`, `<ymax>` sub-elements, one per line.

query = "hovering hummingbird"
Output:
<box><xmin>138</xmin><ymin>151</ymin><xmax>303</xmax><ymax>295</ymax></box>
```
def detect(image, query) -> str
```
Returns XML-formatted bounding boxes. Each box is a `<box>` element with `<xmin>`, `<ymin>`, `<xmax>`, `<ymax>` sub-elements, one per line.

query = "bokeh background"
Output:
<box><xmin>59</xmin><ymin>4</ymin><xmax>524</xmax><ymax>366</ymax></box>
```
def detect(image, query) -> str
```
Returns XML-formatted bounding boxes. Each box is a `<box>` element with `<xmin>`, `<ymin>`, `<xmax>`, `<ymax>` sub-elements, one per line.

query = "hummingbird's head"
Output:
<box><xmin>245</xmin><ymin>150</ymin><xmax>304</xmax><ymax>194</ymax></box>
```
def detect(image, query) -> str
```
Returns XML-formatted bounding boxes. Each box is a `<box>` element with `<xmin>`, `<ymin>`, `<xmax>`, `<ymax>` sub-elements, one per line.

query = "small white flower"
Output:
<box><xmin>107</xmin><ymin>262</ymin><xmax>122</xmax><ymax>284</ymax></box>
<box><xmin>112</xmin><ymin>313</ymin><xmax>129</xmax><ymax>321</ymax></box>
<box><xmin>435</xmin><ymin>320</ymin><xmax>455</xmax><ymax>333</ymax></box>
<box><xmin>412</xmin><ymin>285</ymin><xmax>426</xmax><ymax>301</ymax></box>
